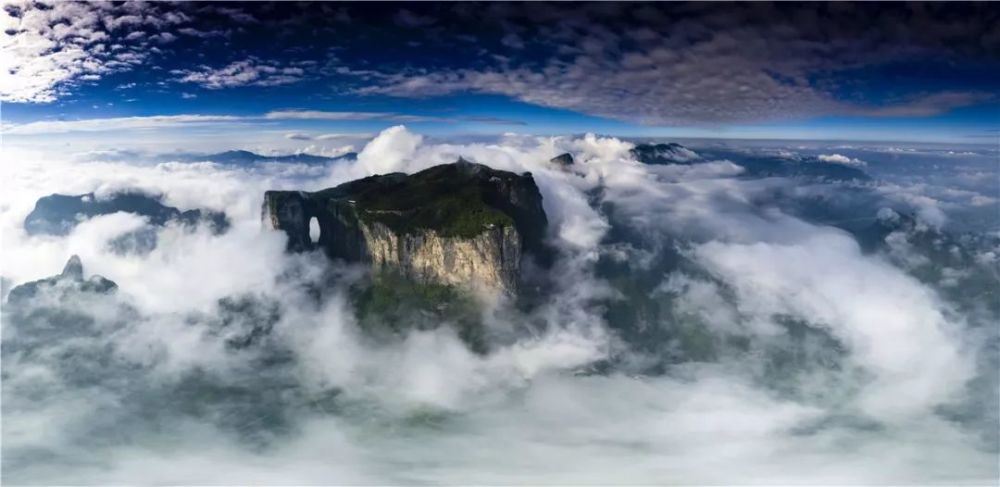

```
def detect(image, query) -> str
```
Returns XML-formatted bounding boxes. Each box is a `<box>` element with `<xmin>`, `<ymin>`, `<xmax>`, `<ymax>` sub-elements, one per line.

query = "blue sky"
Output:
<box><xmin>3</xmin><ymin>2</ymin><xmax>998</xmax><ymax>153</ymax></box>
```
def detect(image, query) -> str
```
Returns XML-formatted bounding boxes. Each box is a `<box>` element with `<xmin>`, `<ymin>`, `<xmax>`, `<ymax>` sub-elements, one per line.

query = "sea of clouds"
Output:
<box><xmin>2</xmin><ymin>127</ymin><xmax>997</xmax><ymax>484</ymax></box>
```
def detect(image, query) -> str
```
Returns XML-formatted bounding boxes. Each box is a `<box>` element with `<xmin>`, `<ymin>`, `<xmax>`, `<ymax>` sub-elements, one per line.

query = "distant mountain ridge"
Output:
<box><xmin>630</xmin><ymin>142</ymin><xmax>870</xmax><ymax>182</ymax></box>
<box><xmin>163</xmin><ymin>150</ymin><xmax>357</xmax><ymax>165</ymax></box>
<box><xmin>630</xmin><ymin>142</ymin><xmax>701</xmax><ymax>164</ymax></box>
<box><xmin>24</xmin><ymin>191</ymin><xmax>229</xmax><ymax>237</ymax></box>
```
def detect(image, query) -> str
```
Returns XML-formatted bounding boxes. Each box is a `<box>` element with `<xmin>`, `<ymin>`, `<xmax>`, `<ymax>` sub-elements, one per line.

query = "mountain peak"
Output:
<box><xmin>61</xmin><ymin>255</ymin><xmax>84</xmax><ymax>279</ymax></box>
<box><xmin>550</xmin><ymin>153</ymin><xmax>574</xmax><ymax>166</ymax></box>
<box><xmin>262</xmin><ymin>160</ymin><xmax>549</xmax><ymax>295</ymax></box>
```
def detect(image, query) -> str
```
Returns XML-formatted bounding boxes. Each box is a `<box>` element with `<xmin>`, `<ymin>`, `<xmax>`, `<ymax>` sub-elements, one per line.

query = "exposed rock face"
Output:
<box><xmin>632</xmin><ymin>143</ymin><xmax>870</xmax><ymax>181</ymax></box>
<box><xmin>24</xmin><ymin>191</ymin><xmax>229</xmax><ymax>236</ymax></box>
<box><xmin>362</xmin><ymin>221</ymin><xmax>522</xmax><ymax>292</ymax></box>
<box><xmin>630</xmin><ymin>143</ymin><xmax>700</xmax><ymax>164</ymax></box>
<box><xmin>549</xmin><ymin>153</ymin><xmax>574</xmax><ymax>167</ymax></box>
<box><xmin>262</xmin><ymin>159</ymin><xmax>548</xmax><ymax>295</ymax></box>
<box><xmin>6</xmin><ymin>255</ymin><xmax>117</xmax><ymax>305</ymax></box>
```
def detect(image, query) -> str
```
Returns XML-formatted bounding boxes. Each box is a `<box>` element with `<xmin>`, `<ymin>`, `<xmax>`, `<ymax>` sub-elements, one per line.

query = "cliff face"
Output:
<box><xmin>630</xmin><ymin>143</ymin><xmax>700</xmax><ymax>164</ymax></box>
<box><xmin>25</xmin><ymin>191</ymin><xmax>229</xmax><ymax>236</ymax></box>
<box><xmin>262</xmin><ymin>159</ymin><xmax>547</xmax><ymax>295</ymax></box>
<box><xmin>6</xmin><ymin>255</ymin><xmax>117</xmax><ymax>305</ymax></box>
<box><xmin>361</xmin><ymin>221</ymin><xmax>522</xmax><ymax>293</ymax></box>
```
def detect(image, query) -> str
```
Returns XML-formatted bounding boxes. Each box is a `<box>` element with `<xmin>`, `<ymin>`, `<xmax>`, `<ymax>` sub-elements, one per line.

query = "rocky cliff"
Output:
<box><xmin>630</xmin><ymin>142</ymin><xmax>701</xmax><ymax>164</ymax></box>
<box><xmin>6</xmin><ymin>255</ymin><xmax>117</xmax><ymax>305</ymax></box>
<box><xmin>25</xmin><ymin>191</ymin><xmax>229</xmax><ymax>236</ymax></box>
<box><xmin>262</xmin><ymin>159</ymin><xmax>548</xmax><ymax>295</ymax></box>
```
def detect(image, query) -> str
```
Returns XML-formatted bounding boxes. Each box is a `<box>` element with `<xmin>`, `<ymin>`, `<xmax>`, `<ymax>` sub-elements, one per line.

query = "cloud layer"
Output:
<box><xmin>2</xmin><ymin>128</ymin><xmax>996</xmax><ymax>483</ymax></box>
<box><xmin>4</xmin><ymin>2</ymin><xmax>997</xmax><ymax>128</ymax></box>
<box><xmin>1</xmin><ymin>1</ymin><xmax>190</xmax><ymax>102</ymax></box>
<box><xmin>351</xmin><ymin>3</ymin><xmax>999</xmax><ymax>124</ymax></box>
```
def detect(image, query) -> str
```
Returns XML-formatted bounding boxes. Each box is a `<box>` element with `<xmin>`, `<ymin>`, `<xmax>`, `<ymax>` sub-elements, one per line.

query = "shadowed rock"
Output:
<box><xmin>630</xmin><ymin>143</ymin><xmax>700</xmax><ymax>164</ymax></box>
<box><xmin>632</xmin><ymin>142</ymin><xmax>870</xmax><ymax>181</ymax></box>
<box><xmin>6</xmin><ymin>255</ymin><xmax>117</xmax><ymax>305</ymax></box>
<box><xmin>262</xmin><ymin>159</ymin><xmax>549</xmax><ymax>295</ymax></box>
<box><xmin>162</xmin><ymin>149</ymin><xmax>356</xmax><ymax>165</ymax></box>
<box><xmin>549</xmin><ymin>153</ymin><xmax>574</xmax><ymax>167</ymax></box>
<box><xmin>24</xmin><ymin>191</ymin><xmax>230</xmax><ymax>237</ymax></box>
<box><xmin>62</xmin><ymin>254</ymin><xmax>84</xmax><ymax>279</ymax></box>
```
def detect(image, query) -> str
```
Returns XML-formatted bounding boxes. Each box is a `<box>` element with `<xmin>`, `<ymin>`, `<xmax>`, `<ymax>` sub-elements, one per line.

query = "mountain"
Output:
<box><xmin>164</xmin><ymin>150</ymin><xmax>357</xmax><ymax>165</ymax></box>
<box><xmin>631</xmin><ymin>143</ymin><xmax>870</xmax><ymax>181</ymax></box>
<box><xmin>630</xmin><ymin>143</ymin><xmax>701</xmax><ymax>164</ymax></box>
<box><xmin>549</xmin><ymin>153</ymin><xmax>575</xmax><ymax>167</ymax></box>
<box><xmin>5</xmin><ymin>255</ymin><xmax>117</xmax><ymax>305</ymax></box>
<box><xmin>24</xmin><ymin>191</ymin><xmax>229</xmax><ymax>236</ymax></box>
<box><xmin>729</xmin><ymin>154</ymin><xmax>871</xmax><ymax>181</ymax></box>
<box><xmin>262</xmin><ymin>159</ymin><xmax>548</xmax><ymax>296</ymax></box>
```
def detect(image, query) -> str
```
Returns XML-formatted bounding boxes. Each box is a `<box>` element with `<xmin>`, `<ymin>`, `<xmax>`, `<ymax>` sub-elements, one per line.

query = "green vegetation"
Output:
<box><xmin>351</xmin><ymin>270</ymin><xmax>488</xmax><ymax>353</ymax></box>
<box><xmin>358</xmin><ymin>193</ymin><xmax>512</xmax><ymax>238</ymax></box>
<box><xmin>312</xmin><ymin>162</ymin><xmax>519</xmax><ymax>238</ymax></box>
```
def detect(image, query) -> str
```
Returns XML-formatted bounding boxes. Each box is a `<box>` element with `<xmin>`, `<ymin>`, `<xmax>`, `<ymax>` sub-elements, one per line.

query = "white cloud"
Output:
<box><xmin>175</xmin><ymin>59</ymin><xmax>305</xmax><ymax>89</ymax></box>
<box><xmin>177</xmin><ymin>27</ymin><xmax>225</xmax><ymax>38</ymax></box>
<box><xmin>285</xmin><ymin>132</ymin><xmax>371</xmax><ymax>142</ymax></box>
<box><xmin>692</xmin><ymin>233</ymin><xmax>972</xmax><ymax>420</ymax></box>
<box><xmin>351</xmin><ymin>6</ymin><xmax>995</xmax><ymax>125</ymax></box>
<box><xmin>5</xmin><ymin>111</ymin><xmax>435</xmax><ymax>135</ymax></box>
<box><xmin>5</xmin><ymin>115</ymin><xmax>245</xmax><ymax>135</ymax></box>
<box><xmin>298</xmin><ymin>144</ymin><xmax>356</xmax><ymax>158</ymax></box>
<box><xmin>1</xmin><ymin>1</ymin><xmax>190</xmax><ymax>103</ymax></box>
<box><xmin>266</xmin><ymin>110</ymin><xmax>387</xmax><ymax>121</ymax></box>
<box><xmin>818</xmin><ymin>153</ymin><xmax>867</xmax><ymax>166</ymax></box>
<box><xmin>355</xmin><ymin>125</ymin><xmax>423</xmax><ymax>174</ymax></box>
<box><xmin>1</xmin><ymin>130</ymin><xmax>994</xmax><ymax>484</ymax></box>
<box><xmin>265</xmin><ymin>110</ymin><xmax>442</xmax><ymax>123</ymax></box>
<box><xmin>845</xmin><ymin>92</ymin><xmax>995</xmax><ymax>118</ymax></box>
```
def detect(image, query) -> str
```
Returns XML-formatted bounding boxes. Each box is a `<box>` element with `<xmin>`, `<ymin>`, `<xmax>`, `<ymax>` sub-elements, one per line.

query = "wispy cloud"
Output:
<box><xmin>266</xmin><ymin>110</ymin><xmax>387</xmax><ymax>121</ymax></box>
<box><xmin>351</xmin><ymin>4</ymin><xmax>1000</xmax><ymax>125</ymax></box>
<box><xmin>393</xmin><ymin>9</ymin><xmax>436</xmax><ymax>28</ymax></box>
<box><xmin>5</xmin><ymin>115</ymin><xmax>246</xmax><ymax>135</ymax></box>
<box><xmin>6</xmin><ymin>111</ymin><xmax>444</xmax><ymax>135</ymax></box>
<box><xmin>844</xmin><ymin>92</ymin><xmax>995</xmax><ymax>118</ymax></box>
<box><xmin>817</xmin><ymin>153</ymin><xmax>867</xmax><ymax>167</ymax></box>
<box><xmin>174</xmin><ymin>59</ymin><xmax>307</xmax><ymax>89</ymax></box>
<box><xmin>285</xmin><ymin>132</ymin><xmax>373</xmax><ymax>141</ymax></box>
<box><xmin>1</xmin><ymin>1</ymin><xmax>190</xmax><ymax>103</ymax></box>
<box><xmin>265</xmin><ymin>110</ymin><xmax>443</xmax><ymax>123</ymax></box>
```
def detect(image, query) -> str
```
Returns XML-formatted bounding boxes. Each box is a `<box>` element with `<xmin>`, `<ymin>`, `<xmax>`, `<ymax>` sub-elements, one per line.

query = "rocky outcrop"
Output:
<box><xmin>262</xmin><ymin>159</ymin><xmax>548</xmax><ymax>295</ymax></box>
<box><xmin>630</xmin><ymin>143</ymin><xmax>700</xmax><ymax>164</ymax></box>
<box><xmin>24</xmin><ymin>191</ymin><xmax>229</xmax><ymax>236</ymax></box>
<box><xmin>632</xmin><ymin>143</ymin><xmax>870</xmax><ymax>181</ymax></box>
<box><xmin>361</xmin><ymin>221</ymin><xmax>522</xmax><ymax>292</ymax></box>
<box><xmin>6</xmin><ymin>255</ymin><xmax>117</xmax><ymax>305</ymax></box>
<box><xmin>549</xmin><ymin>153</ymin><xmax>574</xmax><ymax>167</ymax></box>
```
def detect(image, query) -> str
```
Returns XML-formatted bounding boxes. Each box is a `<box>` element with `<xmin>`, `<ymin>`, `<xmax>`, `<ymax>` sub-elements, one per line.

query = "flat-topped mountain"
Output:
<box><xmin>263</xmin><ymin>159</ymin><xmax>548</xmax><ymax>295</ymax></box>
<box><xmin>630</xmin><ymin>143</ymin><xmax>701</xmax><ymax>164</ymax></box>
<box><xmin>24</xmin><ymin>191</ymin><xmax>229</xmax><ymax>236</ymax></box>
<box><xmin>631</xmin><ymin>142</ymin><xmax>870</xmax><ymax>181</ymax></box>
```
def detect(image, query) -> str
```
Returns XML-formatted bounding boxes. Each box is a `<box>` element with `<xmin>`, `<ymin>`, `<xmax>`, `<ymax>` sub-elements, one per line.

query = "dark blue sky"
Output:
<box><xmin>4</xmin><ymin>2</ymin><xmax>998</xmax><ymax>149</ymax></box>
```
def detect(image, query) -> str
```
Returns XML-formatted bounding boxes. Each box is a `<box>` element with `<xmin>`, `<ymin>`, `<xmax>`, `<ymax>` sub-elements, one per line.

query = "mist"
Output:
<box><xmin>2</xmin><ymin>128</ymin><xmax>997</xmax><ymax>484</ymax></box>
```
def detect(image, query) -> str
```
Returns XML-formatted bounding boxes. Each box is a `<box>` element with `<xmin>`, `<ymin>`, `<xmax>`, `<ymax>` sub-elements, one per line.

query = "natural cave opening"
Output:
<box><xmin>309</xmin><ymin>216</ymin><xmax>320</xmax><ymax>244</ymax></box>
